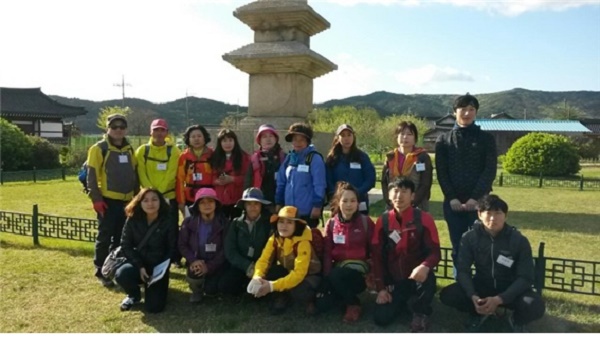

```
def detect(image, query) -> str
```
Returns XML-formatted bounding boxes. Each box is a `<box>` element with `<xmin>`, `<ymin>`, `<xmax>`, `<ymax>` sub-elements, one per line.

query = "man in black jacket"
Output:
<box><xmin>435</xmin><ymin>93</ymin><xmax>497</xmax><ymax>272</ymax></box>
<box><xmin>439</xmin><ymin>195</ymin><xmax>545</xmax><ymax>332</ymax></box>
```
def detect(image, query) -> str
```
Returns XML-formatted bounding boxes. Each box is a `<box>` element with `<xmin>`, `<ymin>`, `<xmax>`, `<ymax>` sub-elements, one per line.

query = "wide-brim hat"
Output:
<box><xmin>269</xmin><ymin>206</ymin><xmax>307</xmax><ymax>225</ymax></box>
<box><xmin>255</xmin><ymin>124</ymin><xmax>279</xmax><ymax>145</ymax></box>
<box><xmin>284</xmin><ymin>123</ymin><xmax>313</xmax><ymax>143</ymax></box>
<box><xmin>235</xmin><ymin>187</ymin><xmax>272</xmax><ymax>208</ymax></box>
<box><xmin>191</xmin><ymin>188</ymin><xmax>221</xmax><ymax>210</ymax></box>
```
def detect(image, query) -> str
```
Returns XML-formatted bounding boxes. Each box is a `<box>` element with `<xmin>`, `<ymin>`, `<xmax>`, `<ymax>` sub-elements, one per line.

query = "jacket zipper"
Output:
<box><xmin>490</xmin><ymin>236</ymin><xmax>497</xmax><ymax>289</ymax></box>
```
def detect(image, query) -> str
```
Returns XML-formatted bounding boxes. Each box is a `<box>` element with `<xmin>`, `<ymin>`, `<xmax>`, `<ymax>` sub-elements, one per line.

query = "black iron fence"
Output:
<box><xmin>0</xmin><ymin>167</ymin><xmax>79</xmax><ymax>184</ymax></box>
<box><xmin>1</xmin><ymin>205</ymin><xmax>598</xmax><ymax>297</ymax></box>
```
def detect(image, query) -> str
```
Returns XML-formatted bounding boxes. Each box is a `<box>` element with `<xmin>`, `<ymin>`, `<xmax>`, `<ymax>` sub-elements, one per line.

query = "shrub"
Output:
<box><xmin>27</xmin><ymin>136</ymin><xmax>61</xmax><ymax>169</ymax></box>
<box><xmin>0</xmin><ymin>118</ymin><xmax>33</xmax><ymax>170</ymax></box>
<box><xmin>503</xmin><ymin>132</ymin><xmax>580</xmax><ymax>176</ymax></box>
<box><xmin>572</xmin><ymin>137</ymin><xmax>600</xmax><ymax>160</ymax></box>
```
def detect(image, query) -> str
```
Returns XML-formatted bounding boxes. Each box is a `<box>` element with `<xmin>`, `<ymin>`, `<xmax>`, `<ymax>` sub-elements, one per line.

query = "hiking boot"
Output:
<box><xmin>465</xmin><ymin>314</ymin><xmax>488</xmax><ymax>333</ymax></box>
<box><xmin>189</xmin><ymin>291</ymin><xmax>203</xmax><ymax>304</ymax></box>
<box><xmin>120</xmin><ymin>296</ymin><xmax>140</xmax><ymax>311</ymax></box>
<box><xmin>305</xmin><ymin>301</ymin><xmax>317</xmax><ymax>316</ymax></box>
<box><xmin>409</xmin><ymin>313</ymin><xmax>429</xmax><ymax>333</ymax></box>
<box><xmin>508</xmin><ymin>314</ymin><xmax>527</xmax><ymax>333</ymax></box>
<box><xmin>343</xmin><ymin>305</ymin><xmax>362</xmax><ymax>323</ymax></box>
<box><xmin>269</xmin><ymin>294</ymin><xmax>289</xmax><ymax>315</ymax></box>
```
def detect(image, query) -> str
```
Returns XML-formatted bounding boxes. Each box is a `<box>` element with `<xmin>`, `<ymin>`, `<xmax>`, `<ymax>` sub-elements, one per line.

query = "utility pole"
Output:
<box><xmin>524</xmin><ymin>108</ymin><xmax>527</xmax><ymax>120</ymax></box>
<box><xmin>113</xmin><ymin>75</ymin><xmax>132</xmax><ymax>107</ymax></box>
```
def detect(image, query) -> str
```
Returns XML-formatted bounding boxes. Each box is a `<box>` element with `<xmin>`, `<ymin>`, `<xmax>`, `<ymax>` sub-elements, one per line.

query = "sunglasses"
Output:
<box><xmin>110</xmin><ymin>125</ymin><xmax>127</xmax><ymax>130</ymax></box>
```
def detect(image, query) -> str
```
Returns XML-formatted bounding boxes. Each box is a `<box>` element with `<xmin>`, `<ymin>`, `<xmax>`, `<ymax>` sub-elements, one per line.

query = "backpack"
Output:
<box><xmin>78</xmin><ymin>141</ymin><xmax>109</xmax><ymax>194</ymax></box>
<box><xmin>272</xmin><ymin>227</ymin><xmax>325</xmax><ymax>263</ymax></box>
<box><xmin>143</xmin><ymin>144</ymin><xmax>173</xmax><ymax>164</ymax></box>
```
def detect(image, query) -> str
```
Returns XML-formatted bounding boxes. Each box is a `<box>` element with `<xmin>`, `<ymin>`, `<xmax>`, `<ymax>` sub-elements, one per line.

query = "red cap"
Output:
<box><xmin>150</xmin><ymin>119</ymin><xmax>168</xmax><ymax>130</ymax></box>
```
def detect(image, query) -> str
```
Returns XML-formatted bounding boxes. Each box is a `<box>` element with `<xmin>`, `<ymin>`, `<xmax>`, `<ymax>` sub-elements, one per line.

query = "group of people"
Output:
<box><xmin>85</xmin><ymin>93</ymin><xmax>545</xmax><ymax>332</ymax></box>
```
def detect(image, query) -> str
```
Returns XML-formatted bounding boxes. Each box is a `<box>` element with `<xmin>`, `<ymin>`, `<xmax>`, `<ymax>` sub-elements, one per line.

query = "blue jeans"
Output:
<box><xmin>443</xmin><ymin>200</ymin><xmax>478</xmax><ymax>274</ymax></box>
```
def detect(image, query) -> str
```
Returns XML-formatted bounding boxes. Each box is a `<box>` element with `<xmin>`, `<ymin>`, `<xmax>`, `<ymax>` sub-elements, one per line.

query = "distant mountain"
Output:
<box><xmin>51</xmin><ymin>96</ymin><xmax>243</xmax><ymax>134</ymax></box>
<box><xmin>52</xmin><ymin>88</ymin><xmax>600</xmax><ymax>134</ymax></box>
<box><xmin>315</xmin><ymin>88</ymin><xmax>600</xmax><ymax>119</ymax></box>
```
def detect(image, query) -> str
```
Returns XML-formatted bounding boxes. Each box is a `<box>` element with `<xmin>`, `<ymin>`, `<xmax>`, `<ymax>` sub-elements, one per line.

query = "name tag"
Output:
<box><xmin>389</xmin><ymin>230</ymin><xmax>401</xmax><ymax>244</ymax></box>
<box><xmin>333</xmin><ymin>234</ymin><xmax>346</xmax><ymax>244</ymax></box>
<box><xmin>358</xmin><ymin>201</ymin><xmax>367</xmax><ymax>211</ymax></box>
<box><xmin>297</xmin><ymin>164</ymin><xmax>309</xmax><ymax>173</ymax></box>
<box><xmin>156</xmin><ymin>163</ymin><xmax>167</xmax><ymax>171</ymax></box>
<box><xmin>119</xmin><ymin>155</ymin><xmax>129</xmax><ymax>163</ymax></box>
<box><xmin>205</xmin><ymin>243</ymin><xmax>217</xmax><ymax>252</ymax></box>
<box><xmin>350</xmin><ymin>162</ymin><xmax>361</xmax><ymax>169</ymax></box>
<box><xmin>193</xmin><ymin>173</ymin><xmax>202</xmax><ymax>181</ymax></box>
<box><xmin>247</xmin><ymin>246</ymin><xmax>255</xmax><ymax>257</ymax></box>
<box><xmin>496</xmin><ymin>255</ymin><xmax>514</xmax><ymax>268</ymax></box>
<box><xmin>416</xmin><ymin>163</ymin><xmax>425</xmax><ymax>172</ymax></box>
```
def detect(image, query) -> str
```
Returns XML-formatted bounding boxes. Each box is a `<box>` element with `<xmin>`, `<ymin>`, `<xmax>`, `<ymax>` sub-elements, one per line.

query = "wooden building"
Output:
<box><xmin>0</xmin><ymin>87</ymin><xmax>87</xmax><ymax>144</ymax></box>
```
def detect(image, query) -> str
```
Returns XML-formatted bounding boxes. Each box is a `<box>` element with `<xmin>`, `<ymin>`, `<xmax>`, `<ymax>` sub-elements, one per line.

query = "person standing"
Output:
<box><xmin>244</xmin><ymin>124</ymin><xmax>286</xmax><ymax>213</ymax></box>
<box><xmin>135</xmin><ymin>119</ymin><xmax>182</xmax><ymax>267</ymax></box>
<box><xmin>86</xmin><ymin>114</ymin><xmax>138</xmax><ymax>287</ymax></box>
<box><xmin>435</xmin><ymin>93</ymin><xmax>497</xmax><ymax>271</ymax></box>
<box><xmin>325</xmin><ymin>124</ymin><xmax>376</xmax><ymax>215</ymax></box>
<box><xmin>382</xmin><ymin>121</ymin><xmax>432</xmax><ymax>211</ymax></box>
<box><xmin>275</xmin><ymin>123</ymin><xmax>326</xmax><ymax>228</ymax></box>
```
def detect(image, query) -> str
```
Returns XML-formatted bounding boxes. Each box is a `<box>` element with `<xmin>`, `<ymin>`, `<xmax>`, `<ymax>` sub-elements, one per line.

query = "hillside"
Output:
<box><xmin>52</xmin><ymin>88</ymin><xmax>600</xmax><ymax>134</ymax></box>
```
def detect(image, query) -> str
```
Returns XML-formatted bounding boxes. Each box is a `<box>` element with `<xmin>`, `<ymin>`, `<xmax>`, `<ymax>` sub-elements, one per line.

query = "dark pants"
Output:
<box><xmin>443</xmin><ymin>200</ymin><xmax>478</xmax><ymax>269</ymax></box>
<box><xmin>94</xmin><ymin>197</ymin><xmax>128</xmax><ymax>268</ymax></box>
<box><xmin>317</xmin><ymin>267</ymin><xmax>365</xmax><ymax>312</ymax></box>
<box><xmin>186</xmin><ymin>265</ymin><xmax>225</xmax><ymax>295</ymax></box>
<box><xmin>168</xmin><ymin>199</ymin><xmax>182</xmax><ymax>263</ymax></box>
<box><xmin>300</xmin><ymin>215</ymin><xmax>321</xmax><ymax>229</ymax></box>
<box><xmin>439</xmin><ymin>282</ymin><xmax>545</xmax><ymax>325</ymax></box>
<box><xmin>115</xmin><ymin>263</ymin><xmax>170</xmax><ymax>313</ymax></box>
<box><xmin>373</xmin><ymin>272</ymin><xmax>437</xmax><ymax>326</ymax></box>
<box><xmin>266</xmin><ymin>265</ymin><xmax>321</xmax><ymax>305</ymax></box>
<box><xmin>219</xmin><ymin>264</ymin><xmax>249</xmax><ymax>296</ymax></box>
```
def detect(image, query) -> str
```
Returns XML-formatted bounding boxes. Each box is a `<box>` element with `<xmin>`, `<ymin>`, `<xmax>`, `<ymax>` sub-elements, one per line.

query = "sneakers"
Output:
<box><xmin>95</xmin><ymin>269</ymin><xmax>114</xmax><ymax>287</ymax></box>
<box><xmin>120</xmin><ymin>296</ymin><xmax>140</xmax><ymax>311</ymax></box>
<box><xmin>410</xmin><ymin>313</ymin><xmax>429</xmax><ymax>333</ymax></box>
<box><xmin>508</xmin><ymin>314</ymin><xmax>527</xmax><ymax>333</ymax></box>
<box><xmin>343</xmin><ymin>305</ymin><xmax>362</xmax><ymax>323</ymax></box>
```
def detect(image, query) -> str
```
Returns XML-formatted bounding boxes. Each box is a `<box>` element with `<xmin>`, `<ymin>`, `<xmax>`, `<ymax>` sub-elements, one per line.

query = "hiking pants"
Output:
<box><xmin>168</xmin><ymin>199</ymin><xmax>182</xmax><ymax>263</ymax></box>
<box><xmin>115</xmin><ymin>263</ymin><xmax>170</xmax><ymax>313</ymax></box>
<box><xmin>439</xmin><ymin>282</ymin><xmax>545</xmax><ymax>325</ymax></box>
<box><xmin>94</xmin><ymin>197</ymin><xmax>127</xmax><ymax>268</ymax></box>
<box><xmin>219</xmin><ymin>264</ymin><xmax>249</xmax><ymax>296</ymax></box>
<box><xmin>317</xmin><ymin>266</ymin><xmax>365</xmax><ymax>312</ymax></box>
<box><xmin>443</xmin><ymin>200</ymin><xmax>478</xmax><ymax>272</ymax></box>
<box><xmin>266</xmin><ymin>265</ymin><xmax>321</xmax><ymax>305</ymax></box>
<box><xmin>186</xmin><ymin>265</ymin><xmax>225</xmax><ymax>296</ymax></box>
<box><xmin>373</xmin><ymin>272</ymin><xmax>436</xmax><ymax>326</ymax></box>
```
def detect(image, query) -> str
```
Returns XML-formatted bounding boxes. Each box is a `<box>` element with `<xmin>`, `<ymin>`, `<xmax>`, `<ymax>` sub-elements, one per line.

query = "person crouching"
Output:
<box><xmin>178</xmin><ymin>188</ymin><xmax>228</xmax><ymax>303</ymax></box>
<box><xmin>249</xmin><ymin>206</ymin><xmax>322</xmax><ymax>315</ymax></box>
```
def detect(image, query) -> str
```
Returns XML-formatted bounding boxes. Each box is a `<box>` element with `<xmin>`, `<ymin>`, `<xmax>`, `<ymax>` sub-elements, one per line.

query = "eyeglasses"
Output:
<box><xmin>110</xmin><ymin>125</ymin><xmax>127</xmax><ymax>130</ymax></box>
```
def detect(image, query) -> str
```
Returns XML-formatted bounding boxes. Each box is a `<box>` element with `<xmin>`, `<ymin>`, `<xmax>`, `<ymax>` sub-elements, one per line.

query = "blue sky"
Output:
<box><xmin>0</xmin><ymin>0</ymin><xmax>598</xmax><ymax>105</ymax></box>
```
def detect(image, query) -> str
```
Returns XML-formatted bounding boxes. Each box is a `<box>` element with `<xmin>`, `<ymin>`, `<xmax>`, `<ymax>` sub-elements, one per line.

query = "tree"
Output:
<box><xmin>539</xmin><ymin>101</ymin><xmax>586</xmax><ymax>120</ymax></box>
<box><xmin>96</xmin><ymin>106</ymin><xmax>131</xmax><ymax>131</ymax></box>
<box><xmin>126</xmin><ymin>107</ymin><xmax>159</xmax><ymax>136</ymax></box>
<box><xmin>503</xmin><ymin>132</ymin><xmax>580</xmax><ymax>176</ymax></box>
<box><xmin>0</xmin><ymin>118</ymin><xmax>33</xmax><ymax>170</ymax></box>
<box><xmin>27</xmin><ymin>136</ymin><xmax>61</xmax><ymax>169</ymax></box>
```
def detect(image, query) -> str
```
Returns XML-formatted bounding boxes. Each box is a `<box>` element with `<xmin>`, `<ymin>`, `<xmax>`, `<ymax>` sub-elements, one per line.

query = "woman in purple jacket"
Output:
<box><xmin>179</xmin><ymin>188</ymin><xmax>228</xmax><ymax>303</ymax></box>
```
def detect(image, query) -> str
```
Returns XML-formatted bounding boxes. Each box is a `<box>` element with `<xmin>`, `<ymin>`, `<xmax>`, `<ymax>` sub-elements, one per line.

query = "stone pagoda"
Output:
<box><xmin>222</xmin><ymin>0</ymin><xmax>337</xmax><ymax>131</ymax></box>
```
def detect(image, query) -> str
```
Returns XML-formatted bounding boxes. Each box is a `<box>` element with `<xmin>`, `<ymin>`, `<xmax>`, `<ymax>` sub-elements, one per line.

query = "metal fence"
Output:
<box><xmin>0</xmin><ymin>167</ymin><xmax>79</xmax><ymax>184</ymax></box>
<box><xmin>1</xmin><ymin>205</ymin><xmax>598</xmax><ymax>297</ymax></box>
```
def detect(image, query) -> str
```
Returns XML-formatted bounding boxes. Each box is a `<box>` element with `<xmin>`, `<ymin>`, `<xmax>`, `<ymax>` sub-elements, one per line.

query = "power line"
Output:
<box><xmin>113</xmin><ymin>75</ymin><xmax>132</xmax><ymax>107</ymax></box>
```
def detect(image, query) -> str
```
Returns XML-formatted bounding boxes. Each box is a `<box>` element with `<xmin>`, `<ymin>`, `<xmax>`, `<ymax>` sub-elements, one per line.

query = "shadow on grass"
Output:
<box><xmin>505</xmin><ymin>211</ymin><xmax>599</xmax><ymax>235</ymax></box>
<box><xmin>0</xmin><ymin>239</ymin><xmax>94</xmax><ymax>258</ymax></box>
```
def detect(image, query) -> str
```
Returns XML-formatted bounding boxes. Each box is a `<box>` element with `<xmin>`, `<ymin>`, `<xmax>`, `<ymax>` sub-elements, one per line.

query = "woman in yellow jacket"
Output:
<box><xmin>250</xmin><ymin>206</ymin><xmax>321</xmax><ymax>316</ymax></box>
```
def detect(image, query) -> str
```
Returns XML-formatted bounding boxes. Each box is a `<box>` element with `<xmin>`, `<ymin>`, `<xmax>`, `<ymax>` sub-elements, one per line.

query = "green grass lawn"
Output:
<box><xmin>1</xmin><ymin>178</ymin><xmax>599</xmax><ymax>332</ymax></box>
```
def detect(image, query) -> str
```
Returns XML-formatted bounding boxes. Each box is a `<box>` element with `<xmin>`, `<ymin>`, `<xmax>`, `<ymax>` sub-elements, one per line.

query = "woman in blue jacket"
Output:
<box><xmin>275</xmin><ymin>123</ymin><xmax>326</xmax><ymax>228</ymax></box>
<box><xmin>325</xmin><ymin>124</ymin><xmax>376</xmax><ymax>215</ymax></box>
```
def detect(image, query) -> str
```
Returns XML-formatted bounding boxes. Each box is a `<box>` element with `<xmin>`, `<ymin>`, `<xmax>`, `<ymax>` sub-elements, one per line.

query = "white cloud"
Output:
<box><xmin>394</xmin><ymin>64</ymin><xmax>474</xmax><ymax>87</ymax></box>
<box><xmin>313</xmin><ymin>53</ymin><xmax>380</xmax><ymax>102</ymax></box>
<box><xmin>324</xmin><ymin>0</ymin><xmax>598</xmax><ymax>16</ymax></box>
